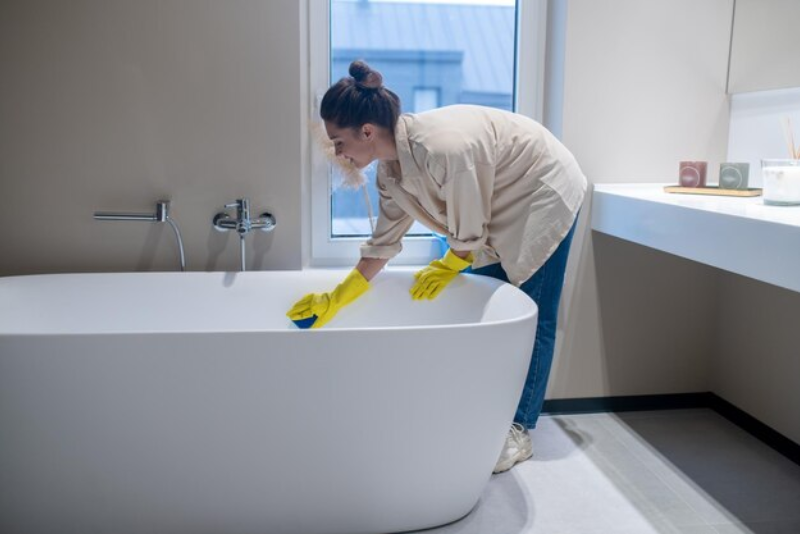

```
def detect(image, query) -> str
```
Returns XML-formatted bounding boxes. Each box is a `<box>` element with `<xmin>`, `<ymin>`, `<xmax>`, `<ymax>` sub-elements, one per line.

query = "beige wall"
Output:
<box><xmin>0</xmin><ymin>0</ymin><xmax>304</xmax><ymax>274</ymax></box>
<box><xmin>560</xmin><ymin>0</ymin><xmax>732</xmax><ymax>182</ymax></box>
<box><xmin>5</xmin><ymin>0</ymin><xmax>796</xmax><ymax>444</ymax></box>
<box><xmin>555</xmin><ymin>0</ymin><xmax>800</xmax><ymax>446</ymax></box>
<box><xmin>728</xmin><ymin>0</ymin><xmax>800</xmax><ymax>94</ymax></box>
<box><xmin>712</xmin><ymin>273</ymin><xmax>800</xmax><ymax>444</ymax></box>
<box><xmin>717</xmin><ymin>89</ymin><xmax>800</xmax><ymax>443</ymax></box>
<box><xmin>547</xmin><ymin>0</ymin><xmax>733</xmax><ymax>398</ymax></box>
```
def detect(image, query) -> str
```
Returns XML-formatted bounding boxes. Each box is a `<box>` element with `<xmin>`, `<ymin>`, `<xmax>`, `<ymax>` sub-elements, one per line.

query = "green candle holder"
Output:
<box><xmin>719</xmin><ymin>162</ymin><xmax>750</xmax><ymax>190</ymax></box>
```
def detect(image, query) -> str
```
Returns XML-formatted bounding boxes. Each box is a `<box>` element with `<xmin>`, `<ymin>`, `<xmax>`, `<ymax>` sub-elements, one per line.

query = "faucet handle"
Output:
<box><xmin>256</xmin><ymin>212</ymin><xmax>277</xmax><ymax>232</ymax></box>
<box><xmin>226</xmin><ymin>198</ymin><xmax>250</xmax><ymax>215</ymax></box>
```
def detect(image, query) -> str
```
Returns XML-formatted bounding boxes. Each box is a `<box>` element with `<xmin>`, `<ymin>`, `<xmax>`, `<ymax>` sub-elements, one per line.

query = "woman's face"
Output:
<box><xmin>325</xmin><ymin>122</ymin><xmax>375</xmax><ymax>169</ymax></box>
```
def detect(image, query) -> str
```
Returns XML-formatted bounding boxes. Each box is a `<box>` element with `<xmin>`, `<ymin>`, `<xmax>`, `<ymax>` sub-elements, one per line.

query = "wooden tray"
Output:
<box><xmin>664</xmin><ymin>185</ymin><xmax>762</xmax><ymax>197</ymax></box>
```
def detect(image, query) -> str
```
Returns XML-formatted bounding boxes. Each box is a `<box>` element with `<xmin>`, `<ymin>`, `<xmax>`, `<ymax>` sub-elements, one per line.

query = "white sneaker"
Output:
<box><xmin>493</xmin><ymin>423</ymin><xmax>533</xmax><ymax>473</ymax></box>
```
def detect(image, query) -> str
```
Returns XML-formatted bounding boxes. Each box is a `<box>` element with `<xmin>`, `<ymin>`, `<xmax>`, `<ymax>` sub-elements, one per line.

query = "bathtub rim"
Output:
<box><xmin>0</xmin><ymin>312</ymin><xmax>537</xmax><ymax>337</ymax></box>
<box><xmin>0</xmin><ymin>271</ymin><xmax>538</xmax><ymax>337</ymax></box>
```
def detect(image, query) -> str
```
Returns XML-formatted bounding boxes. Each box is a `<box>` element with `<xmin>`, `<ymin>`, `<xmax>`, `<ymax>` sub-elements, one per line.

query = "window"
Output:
<box><xmin>413</xmin><ymin>88</ymin><xmax>441</xmax><ymax>113</ymax></box>
<box><xmin>309</xmin><ymin>0</ymin><xmax>546</xmax><ymax>265</ymax></box>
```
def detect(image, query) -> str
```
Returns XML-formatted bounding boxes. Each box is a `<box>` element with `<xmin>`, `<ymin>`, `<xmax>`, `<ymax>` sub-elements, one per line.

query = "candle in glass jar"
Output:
<box><xmin>761</xmin><ymin>160</ymin><xmax>800</xmax><ymax>206</ymax></box>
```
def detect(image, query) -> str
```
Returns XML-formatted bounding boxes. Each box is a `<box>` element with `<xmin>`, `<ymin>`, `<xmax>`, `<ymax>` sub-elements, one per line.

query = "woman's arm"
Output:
<box><xmin>355</xmin><ymin>257</ymin><xmax>389</xmax><ymax>282</ymax></box>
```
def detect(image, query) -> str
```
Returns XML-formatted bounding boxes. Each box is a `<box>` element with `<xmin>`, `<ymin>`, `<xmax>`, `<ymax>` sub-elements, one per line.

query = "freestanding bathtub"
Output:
<box><xmin>0</xmin><ymin>269</ymin><xmax>537</xmax><ymax>534</ymax></box>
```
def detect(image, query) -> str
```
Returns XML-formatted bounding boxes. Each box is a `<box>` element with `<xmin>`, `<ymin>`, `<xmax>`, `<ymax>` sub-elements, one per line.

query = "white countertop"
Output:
<box><xmin>591</xmin><ymin>183</ymin><xmax>800</xmax><ymax>293</ymax></box>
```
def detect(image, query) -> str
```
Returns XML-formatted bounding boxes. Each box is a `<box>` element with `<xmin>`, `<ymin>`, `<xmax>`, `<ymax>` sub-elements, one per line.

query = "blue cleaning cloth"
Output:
<box><xmin>292</xmin><ymin>316</ymin><xmax>318</xmax><ymax>329</ymax></box>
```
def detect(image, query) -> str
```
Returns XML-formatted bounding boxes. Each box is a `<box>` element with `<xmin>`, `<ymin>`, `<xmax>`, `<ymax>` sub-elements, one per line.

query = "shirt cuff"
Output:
<box><xmin>360</xmin><ymin>241</ymin><xmax>403</xmax><ymax>260</ymax></box>
<box><xmin>446</xmin><ymin>234</ymin><xmax>488</xmax><ymax>253</ymax></box>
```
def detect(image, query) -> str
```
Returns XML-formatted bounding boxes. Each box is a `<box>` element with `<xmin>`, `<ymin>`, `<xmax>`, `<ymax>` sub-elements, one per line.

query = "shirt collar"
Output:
<box><xmin>392</xmin><ymin>114</ymin><xmax>422</xmax><ymax>183</ymax></box>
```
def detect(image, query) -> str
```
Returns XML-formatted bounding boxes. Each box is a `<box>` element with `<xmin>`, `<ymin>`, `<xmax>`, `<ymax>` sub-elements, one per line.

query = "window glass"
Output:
<box><xmin>330</xmin><ymin>0</ymin><xmax>518</xmax><ymax>238</ymax></box>
<box><xmin>413</xmin><ymin>88</ymin><xmax>440</xmax><ymax>113</ymax></box>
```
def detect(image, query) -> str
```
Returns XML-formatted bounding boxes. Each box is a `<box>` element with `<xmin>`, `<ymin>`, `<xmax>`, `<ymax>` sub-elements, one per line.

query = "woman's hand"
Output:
<box><xmin>410</xmin><ymin>249</ymin><xmax>473</xmax><ymax>300</ymax></box>
<box><xmin>286</xmin><ymin>269</ymin><xmax>370</xmax><ymax>328</ymax></box>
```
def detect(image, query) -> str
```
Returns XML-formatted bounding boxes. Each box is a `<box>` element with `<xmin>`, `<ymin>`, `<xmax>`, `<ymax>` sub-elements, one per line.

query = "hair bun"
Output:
<box><xmin>349</xmin><ymin>60</ymin><xmax>383</xmax><ymax>90</ymax></box>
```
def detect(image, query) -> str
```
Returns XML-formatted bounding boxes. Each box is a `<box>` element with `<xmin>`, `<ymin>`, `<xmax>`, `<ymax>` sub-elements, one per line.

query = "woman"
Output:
<box><xmin>287</xmin><ymin>60</ymin><xmax>587</xmax><ymax>473</ymax></box>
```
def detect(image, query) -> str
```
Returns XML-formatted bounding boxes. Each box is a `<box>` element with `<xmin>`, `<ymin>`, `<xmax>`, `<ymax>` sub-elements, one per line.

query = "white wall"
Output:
<box><xmin>0</xmin><ymin>0</ymin><xmax>305</xmax><ymax>274</ymax></box>
<box><xmin>546</xmin><ymin>0</ymin><xmax>734</xmax><ymax>398</ymax></box>
<box><xmin>727</xmin><ymin>87</ymin><xmax>800</xmax><ymax>185</ymax></box>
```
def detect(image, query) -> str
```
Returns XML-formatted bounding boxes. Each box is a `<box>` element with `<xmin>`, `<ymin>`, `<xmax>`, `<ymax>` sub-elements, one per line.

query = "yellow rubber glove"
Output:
<box><xmin>286</xmin><ymin>269</ymin><xmax>370</xmax><ymax>329</ymax></box>
<box><xmin>410</xmin><ymin>249</ymin><xmax>473</xmax><ymax>301</ymax></box>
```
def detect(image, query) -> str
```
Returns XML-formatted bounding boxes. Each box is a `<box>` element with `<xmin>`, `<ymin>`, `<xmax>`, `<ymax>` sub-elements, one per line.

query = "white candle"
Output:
<box><xmin>762</xmin><ymin>161</ymin><xmax>800</xmax><ymax>206</ymax></box>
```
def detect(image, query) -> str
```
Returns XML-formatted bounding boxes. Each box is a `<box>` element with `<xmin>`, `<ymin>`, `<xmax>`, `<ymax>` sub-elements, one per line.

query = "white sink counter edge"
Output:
<box><xmin>591</xmin><ymin>183</ymin><xmax>800</xmax><ymax>293</ymax></box>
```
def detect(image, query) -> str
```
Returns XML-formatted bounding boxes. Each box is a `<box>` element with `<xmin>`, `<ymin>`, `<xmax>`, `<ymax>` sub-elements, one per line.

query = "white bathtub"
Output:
<box><xmin>0</xmin><ymin>270</ymin><xmax>537</xmax><ymax>534</ymax></box>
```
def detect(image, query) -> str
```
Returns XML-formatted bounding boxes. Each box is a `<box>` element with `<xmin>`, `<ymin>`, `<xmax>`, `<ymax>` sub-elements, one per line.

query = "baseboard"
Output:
<box><xmin>542</xmin><ymin>392</ymin><xmax>713</xmax><ymax>415</ymax></box>
<box><xmin>542</xmin><ymin>392</ymin><xmax>800</xmax><ymax>466</ymax></box>
<box><xmin>707</xmin><ymin>394</ymin><xmax>800</xmax><ymax>466</ymax></box>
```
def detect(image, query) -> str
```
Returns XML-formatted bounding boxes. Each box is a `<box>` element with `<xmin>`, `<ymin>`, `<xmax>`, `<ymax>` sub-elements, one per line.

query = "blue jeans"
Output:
<box><xmin>469</xmin><ymin>218</ymin><xmax>578</xmax><ymax>429</ymax></box>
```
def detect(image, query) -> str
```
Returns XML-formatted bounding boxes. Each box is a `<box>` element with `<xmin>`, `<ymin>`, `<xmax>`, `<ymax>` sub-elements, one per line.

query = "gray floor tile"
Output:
<box><xmin>712</xmin><ymin>521</ymin><xmax>800</xmax><ymax>534</ymax></box>
<box><xmin>409</xmin><ymin>410</ymin><xmax>800</xmax><ymax>534</ymax></box>
<box><xmin>609</xmin><ymin>410</ymin><xmax>800</xmax><ymax>524</ymax></box>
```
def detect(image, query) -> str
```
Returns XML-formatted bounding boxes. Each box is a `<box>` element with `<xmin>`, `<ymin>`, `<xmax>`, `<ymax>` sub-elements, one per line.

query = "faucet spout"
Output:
<box><xmin>93</xmin><ymin>200</ymin><xmax>186</xmax><ymax>271</ymax></box>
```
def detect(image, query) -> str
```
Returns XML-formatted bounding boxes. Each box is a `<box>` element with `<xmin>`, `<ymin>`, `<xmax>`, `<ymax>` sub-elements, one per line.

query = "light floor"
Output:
<box><xmin>413</xmin><ymin>409</ymin><xmax>800</xmax><ymax>534</ymax></box>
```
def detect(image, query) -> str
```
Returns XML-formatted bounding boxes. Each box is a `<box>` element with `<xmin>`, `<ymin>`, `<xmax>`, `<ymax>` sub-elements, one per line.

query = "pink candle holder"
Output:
<box><xmin>679</xmin><ymin>161</ymin><xmax>707</xmax><ymax>188</ymax></box>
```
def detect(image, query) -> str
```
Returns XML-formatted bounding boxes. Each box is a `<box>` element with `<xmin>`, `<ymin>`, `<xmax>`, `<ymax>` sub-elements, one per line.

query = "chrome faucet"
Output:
<box><xmin>94</xmin><ymin>200</ymin><xmax>186</xmax><ymax>271</ymax></box>
<box><xmin>213</xmin><ymin>198</ymin><xmax>276</xmax><ymax>271</ymax></box>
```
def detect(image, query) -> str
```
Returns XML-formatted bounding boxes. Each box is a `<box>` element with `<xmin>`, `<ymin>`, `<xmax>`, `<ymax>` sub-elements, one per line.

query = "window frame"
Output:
<box><xmin>307</xmin><ymin>0</ymin><xmax>546</xmax><ymax>267</ymax></box>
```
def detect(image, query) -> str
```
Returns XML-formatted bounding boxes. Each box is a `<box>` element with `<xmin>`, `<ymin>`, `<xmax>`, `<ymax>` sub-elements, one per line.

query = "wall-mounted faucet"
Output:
<box><xmin>213</xmin><ymin>198</ymin><xmax>276</xmax><ymax>271</ymax></box>
<box><xmin>94</xmin><ymin>200</ymin><xmax>186</xmax><ymax>271</ymax></box>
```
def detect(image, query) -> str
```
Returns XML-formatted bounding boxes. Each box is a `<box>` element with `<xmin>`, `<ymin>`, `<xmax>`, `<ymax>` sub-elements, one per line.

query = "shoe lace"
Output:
<box><xmin>509</xmin><ymin>422</ymin><xmax>527</xmax><ymax>446</ymax></box>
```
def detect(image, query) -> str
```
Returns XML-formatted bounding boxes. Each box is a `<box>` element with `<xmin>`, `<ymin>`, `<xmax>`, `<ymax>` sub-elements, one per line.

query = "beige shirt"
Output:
<box><xmin>360</xmin><ymin>105</ymin><xmax>587</xmax><ymax>286</ymax></box>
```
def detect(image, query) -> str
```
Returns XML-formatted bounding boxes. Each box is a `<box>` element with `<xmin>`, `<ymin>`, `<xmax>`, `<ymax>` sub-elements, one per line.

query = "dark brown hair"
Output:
<box><xmin>320</xmin><ymin>60</ymin><xmax>402</xmax><ymax>133</ymax></box>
